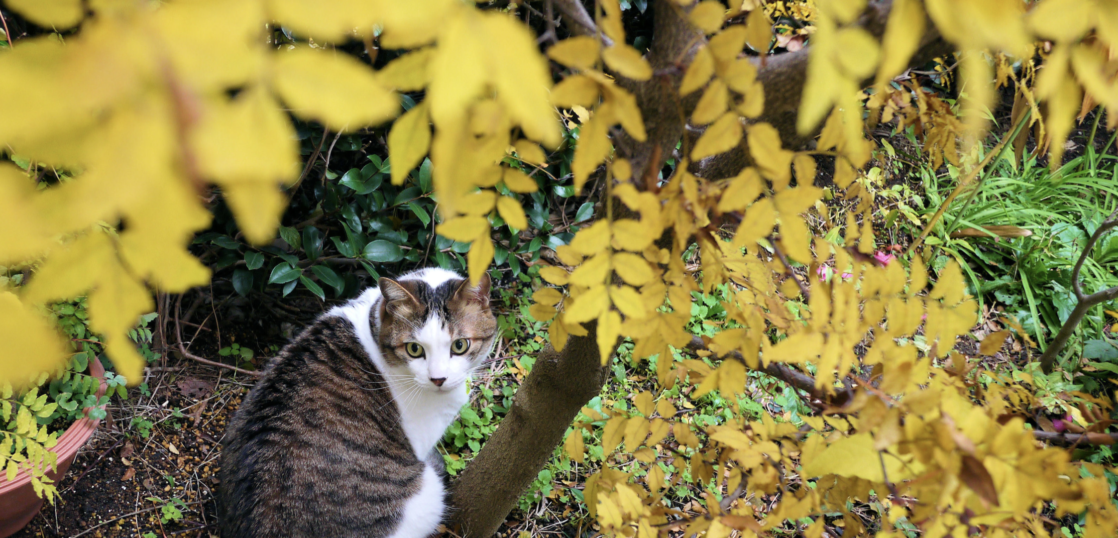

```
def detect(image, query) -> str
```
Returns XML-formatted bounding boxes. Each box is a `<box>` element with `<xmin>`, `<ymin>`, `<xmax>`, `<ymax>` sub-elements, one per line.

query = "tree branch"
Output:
<box><xmin>552</xmin><ymin>0</ymin><xmax>602</xmax><ymax>41</ymax></box>
<box><xmin>685</xmin><ymin>335</ymin><xmax>854</xmax><ymax>411</ymax></box>
<box><xmin>1033</xmin><ymin>430</ymin><xmax>1118</xmax><ymax>446</ymax></box>
<box><xmin>1039</xmin><ymin>209</ymin><xmax>1118</xmax><ymax>373</ymax></box>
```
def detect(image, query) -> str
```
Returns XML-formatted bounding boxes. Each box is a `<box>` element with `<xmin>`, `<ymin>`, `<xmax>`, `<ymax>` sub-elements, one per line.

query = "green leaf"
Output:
<box><xmin>460</xmin><ymin>407</ymin><xmax>480</xmax><ymax>424</ymax></box>
<box><xmin>299</xmin><ymin>275</ymin><xmax>326</xmax><ymax>301</ymax></box>
<box><xmin>408</xmin><ymin>201</ymin><xmax>431</xmax><ymax>227</ymax></box>
<box><xmin>303</xmin><ymin>226</ymin><xmax>324</xmax><ymax>261</ymax></box>
<box><xmin>340</xmin><ymin>167</ymin><xmax>378</xmax><ymax>195</ymax></box>
<box><xmin>268</xmin><ymin>263</ymin><xmax>301</xmax><ymax>284</ymax></box>
<box><xmin>282</xmin><ymin>280</ymin><xmax>298</xmax><ymax>297</ymax></box>
<box><xmin>279</xmin><ymin>226</ymin><xmax>302</xmax><ymax>250</ymax></box>
<box><xmin>232</xmin><ymin>269</ymin><xmax>253</xmax><ymax>296</ymax></box>
<box><xmin>418</xmin><ymin>158</ymin><xmax>433</xmax><ymax>193</ymax></box>
<box><xmin>310</xmin><ymin>265</ymin><xmax>345</xmax><ymax>295</ymax></box>
<box><xmin>574</xmin><ymin>202</ymin><xmax>595</xmax><ymax>223</ymax></box>
<box><xmin>363</xmin><ymin>240</ymin><xmax>404</xmax><ymax>262</ymax></box>
<box><xmin>244</xmin><ymin>251</ymin><xmax>265</xmax><ymax>270</ymax></box>
<box><xmin>212</xmin><ymin>235</ymin><xmax>241</xmax><ymax>250</ymax></box>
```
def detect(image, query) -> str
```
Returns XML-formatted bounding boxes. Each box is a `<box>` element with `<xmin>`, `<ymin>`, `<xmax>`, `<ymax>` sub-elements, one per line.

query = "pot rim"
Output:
<box><xmin>0</xmin><ymin>358</ymin><xmax>108</xmax><ymax>495</ymax></box>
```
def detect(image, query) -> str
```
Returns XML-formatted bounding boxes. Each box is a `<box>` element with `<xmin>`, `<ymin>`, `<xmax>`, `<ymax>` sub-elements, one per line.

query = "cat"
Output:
<box><xmin>217</xmin><ymin>267</ymin><xmax>496</xmax><ymax>538</ymax></box>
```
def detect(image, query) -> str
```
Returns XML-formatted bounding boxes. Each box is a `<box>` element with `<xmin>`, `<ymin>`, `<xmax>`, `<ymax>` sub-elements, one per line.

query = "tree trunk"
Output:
<box><xmin>447</xmin><ymin>324</ymin><xmax>609</xmax><ymax>536</ymax></box>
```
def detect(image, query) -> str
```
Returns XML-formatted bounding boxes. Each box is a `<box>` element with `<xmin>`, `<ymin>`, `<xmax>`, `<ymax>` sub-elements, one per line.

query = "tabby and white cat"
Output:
<box><xmin>218</xmin><ymin>268</ymin><xmax>496</xmax><ymax>538</ymax></box>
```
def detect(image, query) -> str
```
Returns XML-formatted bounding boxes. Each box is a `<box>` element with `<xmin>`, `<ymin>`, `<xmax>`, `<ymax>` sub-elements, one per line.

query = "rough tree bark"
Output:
<box><xmin>448</xmin><ymin>1</ymin><xmax>960</xmax><ymax>534</ymax></box>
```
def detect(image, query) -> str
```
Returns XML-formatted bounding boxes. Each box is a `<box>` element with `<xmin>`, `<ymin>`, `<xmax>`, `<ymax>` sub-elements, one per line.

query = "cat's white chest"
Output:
<box><xmin>397</xmin><ymin>383</ymin><xmax>468</xmax><ymax>458</ymax></box>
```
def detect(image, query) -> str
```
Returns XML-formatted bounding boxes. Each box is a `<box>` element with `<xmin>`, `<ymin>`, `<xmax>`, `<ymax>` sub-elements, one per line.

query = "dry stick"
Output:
<box><xmin>767</xmin><ymin>234</ymin><xmax>811</xmax><ymax>302</ymax></box>
<box><xmin>320</xmin><ymin>130</ymin><xmax>344</xmax><ymax>184</ymax></box>
<box><xmin>290</xmin><ymin>129</ymin><xmax>328</xmax><ymax>194</ymax></box>
<box><xmin>174</xmin><ymin>295</ymin><xmax>261</xmax><ymax>377</ymax></box>
<box><xmin>70</xmin><ymin>501</ymin><xmax>204</xmax><ymax>538</ymax></box>
<box><xmin>905</xmin><ymin>110</ymin><xmax>1033</xmax><ymax>257</ymax></box>
<box><xmin>1038</xmin><ymin>209</ymin><xmax>1118</xmax><ymax>373</ymax></box>
<box><xmin>1033</xmin><ymin>430</ymin><xmax>1118</xmax><ymax>446</ymax></box>
<box><xmin>0</xmin><ymin>8</ymin><xmax>12</xmax><ymax>49</ymax></box>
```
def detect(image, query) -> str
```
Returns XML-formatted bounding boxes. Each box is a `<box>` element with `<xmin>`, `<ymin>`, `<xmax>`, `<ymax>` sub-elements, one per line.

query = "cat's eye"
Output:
<box><xmin>451</xmin><ymin>338</ymin><xmax>470</xmax><ymax>355</ymax></box>
<box><xmin>404</xmin><ymin>342</ymin><xmax>425</xmax><ymax>358</ymax></box>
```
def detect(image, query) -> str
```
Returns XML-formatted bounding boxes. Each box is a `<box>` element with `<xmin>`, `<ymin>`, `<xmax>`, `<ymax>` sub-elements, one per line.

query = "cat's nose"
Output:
<box><xmin>430</xmin><ymin>377</ymin><xmax>446</xmax><ymax>387</ymax></box>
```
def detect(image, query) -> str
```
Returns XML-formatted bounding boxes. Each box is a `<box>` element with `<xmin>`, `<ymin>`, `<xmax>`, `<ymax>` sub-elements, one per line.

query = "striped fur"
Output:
<box><xmin>218</xmin><ymin>268</ymin><xmax>495</xmax><ymax>538</ymax></box>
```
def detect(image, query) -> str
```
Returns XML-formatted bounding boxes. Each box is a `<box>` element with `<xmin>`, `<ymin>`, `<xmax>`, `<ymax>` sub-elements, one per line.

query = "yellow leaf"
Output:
<box><xmin>689</xmin><ymin>1</ymin><xmax>726</xmax><ymax>34</ymax></box>
<box><xmin>835</xmin><ymin>27</ymin><xmax>880</xmax><ymax>79</ymax></box>
<box><xmin>733</xmin><ymin>197</ymin><xmax>777</xmax><ymax>247</ymax></box>
<box><xmin>428</xmin><ymin>11</ymin><xmax>487</xmax><ymax>128</ymax></box>
<box><xmin>610</xmin><ymin>285</ymin><xmax>647</xmax><ymax>319</ymax></box>
<box><xmin>551</xmin><ymin>75</ymin><xmax>601</xmax><ymax>108</ymax></box>
<box><xmin>120</xmin><ymin>232</ymin><xmax>211</xmax><ymax>293</ymax></box>
<box><xmin>779</xmin><ymin>217</ymin><xmax>813</xmax><ymax>265</ymax></box>
<box><xmin>513</xmin><ymin>140</ymin><xmax>547</xmax><ymax>165</ymax></box>
<box><xmin>458</xmin><ymin>191</ymin><xmax>498</xmax><ymax>216</ymax></box>
<box><xmin>623</xmin><ymin>416</ymin><xmax>651</xmax><ymax>450</ymax></box>
<box><xmin>928</xmin><ymin>259</ymin><xmax>965</xmax><ymax>304</ymax></box>
<box><xmin>570</xmin><ymin>253</ymin><xmax>610</xmax><ymax>287</ymax></box>
<box><xmin>547</xmin><ymin>36</ymin><xmax>601</xmax><ymax>70</ymax></box>
<box><xmin>21</xmin><ymin>233</ymin><xmax>109</xmax><ymax>306</ymax></box>
<box><xmin>680</xmin><ymin>46</ymin><xmax>715</xmax><ymax>96</ymax></box>
<box><xmin>748</xmin><ymin>123</ymin><xmax>794</xmax><ymax>185</ymax></box>
<box><xmin>736</xmin><ymin>80</ymin><xmax>766</xmax><ymax>119</ymax></box>
<box><xmin>483</xmin><ymin>13</ymin><xmax>561</xmax><ymax>148</ymax></box>
<box><xmin>875</xmin><ymin>0</ymin><xmax>925</xmax><ymax>87</ymax></box>
<box><xmin>711</xmin><ymin>28</ymin><xmax>748</xmax><ymax>67</ymax></box>
<box><xmin>502</xmin><ymin>168</ymin><xmax>539</xmax><ymax>193</ymax></box>
<box><xmin>597</xmin><ymin>496</ymin><xmax>624</xmax><ymax>529</ymax></box>
<box><xmin>375</xmin><ymin>0</ymin><xmax>455</xmax><ymax>48</ymax></box>
<box><xmin>603</xmin><ymin>416</ymin><xmax>627</xmax><ymax>453</ymax></box>
<box><xmin>571</xmin><ymin>221</ymin><xmax>612</xmax><ymax>256</ymax></box>
<box><xmin>613</xmin><ymin>159</ymin><xmax>632</xmax><ymax>181</ymax></box>
<box><xmin>5</xmin><ymin>0</ymin><xmax>82</xmax><ymax>29</ymax></box>
<box><xmin>273</xmin><ymin>47</ymin><xmax>398</xmax><ymax>132</ymax></box>
<box><xmin>565</xmin><ymin>428</ymin><xmax>586</xmax><ymax>463</ymax></box>
<box><xmin>647</xmin><ymin>465</ymin><xmax>665</xmax><ymax>493</ymax></box>
<box><xmin>597</xmin><ymin>309</ymin><xmax>622</xmax><ymax>364</ymax></box>
<box><xmin>692</xmin><ymin>79</ymin><xmax>730</xmax><ymax>126</ymax></box>
<box><xmin>267</xmin><ymin>0</ymin><xmax>378</xmax><ymax>42</ymax></box>
<box><xmin>744</xmin><ymin>7</ymin><xmax>772</xmax><ymax>55</ymax></box>
<box><xmin>774</xmin><ymin>186</ymin><xmax>823</xmax><ymax>217</ymax></box>
<box><xmin>833</xmin><ymin>157</ymin><xmax>857</xmax><ymax>188</ymax></box>
<box><xmin>1028</xmin><ymin>0</ymin><xmax>1092</xmax><ymax>42</ymax></box>
<box><xmin>793</xmin><ymin>154</ymin><xmax>817</xmax><ymax>186</ymax></box>
<box><xmin>599</xmin><ymin>81</ymin><xmax>648</xmax><ymax>142</ymax></box>
<box><xmin>565</xmin><ymin>284</ymin><xmax>609</xmax><ymax>323</ymax></box>
<box><xmin>467</xmin><ymin>236</ymin><xmax>494</xmax><ymax>285</ymax></box>
<box><xmin>0</xmin><ymin>293</ymin><xmax>68</xmax><ymax>390</ymax></box>
<box><xmin>979</xmin><ymin>330</ymin><xmax>1009</xmax><ymax>356</ymax></box>
<box><xmin>496</xmin><ymin>196</ymin><xmax>529</xmax><ymax>230</ymax></box>
<box><xmin>192</xmin><ymin>87</ymin><xmax>299</xmax><ymax>186</ymax></box>
<box><xmin>437</xmin><ymin>216</ymin><xmax>490</xmax><ymax>242</ymax></box>
<box><xmin>612</xmin><ymin>252</ymin><xmax>654</xmax><ymax>286</ymax></box>
<box><xmin>378</xmin><ymin>48</ymin><xmax>435</xmax><ymax>92</ymax></box>
<box><xmin>611</xmin><ymin>219</ymin><xmax>653</xmax><ymax>251</ymax></box>
<box><xmin>673</xmin><ymin>422</ymin><xmax>699</xmax><ymax>448</ymax></box>
<box><xmin>539</xmin><ymin>266</ymin><xmax>571</xmax><ymax>285</ymax></box>
<box><xmin>766</xmin><ymin>331</ymin><xmax>823</xmax><ymax>364</ymax></box>
<box><xmin>716</xmin><ymin>167</ymin><xmax>764</xmax><ymax>213</ymax></box>
<box><xmin>529</xmin><ymin>302</ymin><xmax>558</xmax><ymax>322</ymax></box>
<box><xmin>387</xmin><ymin>102</ymin><xmax>432</xmax><ymax>185</ymax></box>
<box><xmin>656</xmin><ymin>399</ymin><xmax>676</xmax><ymax>419</ymax></box>
<box><xmin>602</xmin><ymin>44</ymin><xmax>652</xmax><ymax>81</ymax></box>
<box><xmin>533</xmin><ymin>287</ymin><xmax>565</xmax><ymax>306</ymax></box>
<box><xmin>572</xmin><ymin>115</ymin><xmax>612</xmax><ymax>193</ymax></box>
<box><xmin>635</xmin><ymin>391</ymin><xmax>654</xmax><ymax>416</ymax></box>
<box><xmin>691</xmin><ymin>112</ymin><xmax>743</xmax><ymax>160</ymax></box>
<box><xmin>549</xmin><ymin>315</ymin><xmax>569</xmax><ymax>351</ymax></box>
<box><xmin>0</xmin><ymin>164</ymin><xmax>53</xmax><ymax>264</ymax></box>
<box><xmin>717</xmin><ymin>359</ymin><xmax>746</xmax><ymax>399</ymax></box>
<box><xmin>801</xmin><ymin>433</ymin><xmax>917</xmax><ymax>482</ymax></box>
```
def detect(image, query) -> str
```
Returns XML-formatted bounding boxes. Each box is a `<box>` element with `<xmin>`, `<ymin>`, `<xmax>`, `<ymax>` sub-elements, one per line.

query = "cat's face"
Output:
<box><xmin>375</xmin><ymin>273</ymin><xmax>496</xmax><ymax>392</ymax></box>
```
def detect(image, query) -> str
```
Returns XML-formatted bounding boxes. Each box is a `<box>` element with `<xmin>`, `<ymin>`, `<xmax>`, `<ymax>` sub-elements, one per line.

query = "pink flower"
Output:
<box><xmin>874</xmin><ymin>251</ymin><xmax>896</xmax><ymax>266</ymax></box>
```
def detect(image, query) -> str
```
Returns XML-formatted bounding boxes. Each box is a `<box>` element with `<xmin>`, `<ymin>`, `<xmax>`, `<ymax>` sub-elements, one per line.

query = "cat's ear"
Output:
<box><xmin>452</xmin><ymin>273</ymin><xmax>491</xmax><ymax>309</ymax></box>
<box><xmin>379</xmin><ymin>278</ymin><xmax>421</xmax><ymax>315</ymax></box>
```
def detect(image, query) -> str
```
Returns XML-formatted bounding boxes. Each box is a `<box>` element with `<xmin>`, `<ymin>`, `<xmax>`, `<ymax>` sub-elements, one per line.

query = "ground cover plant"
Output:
<box><xmin>1</xmin><ymin>0</ymin><xmax>1117</xmax><ymax>537</ymax></box>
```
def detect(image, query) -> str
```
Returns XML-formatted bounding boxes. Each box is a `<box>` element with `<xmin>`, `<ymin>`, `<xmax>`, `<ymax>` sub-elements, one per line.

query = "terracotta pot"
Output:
<box><xmin>0</xmin><ymin>359</ymin><xmax>107</xmax><ymax>538</ymax></box>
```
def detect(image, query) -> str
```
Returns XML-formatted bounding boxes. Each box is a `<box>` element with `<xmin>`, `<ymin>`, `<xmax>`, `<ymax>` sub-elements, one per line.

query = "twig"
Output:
<box><xmin>0</xmin><ymin>8</ymin><xmax>12</xmax><ymax>49</ymax></box>
<box><xmin>320</xmin><ymin>130</ymin><xmax>344</xmax><ymax>184</ymax></box>
<box><xmin>70</xmin><ymin>501</ymin><xmax>204</xmax><ymax>538</ymax></box>
<box><xmin>1033</xmin><ymin>430</ymin><xmax>1118</xmax><ymax>446</ymax></box>
<box><xmin>291</xmin><ymin>129</ymin><xmax>328</xmax><ymax>193</ymax></box>
<box><xmin>767</xmin><ymin>235</ymin><xmax>810</xmax><ymax>302</ymax></box>
<box><xmin>1039</xmin><ymin>208</ymin><xmax>1118</xmax><ymax>373</ymax></box>
<box><xmin>175</xmin><ymin>296</ymin><xmax>262</xmax><ymax>377</ymax></box>
<box><xmin>536</xmin><ymin>0</ymin><xmax>558</xmax><ymax>44</ymax></box>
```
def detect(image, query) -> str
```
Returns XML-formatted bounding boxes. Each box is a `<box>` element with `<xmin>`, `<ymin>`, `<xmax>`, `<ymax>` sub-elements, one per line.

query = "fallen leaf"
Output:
<box><xmin>168</xmin><ymin>443</ymin><xmax>180</xmax><ymax>455</ymax></box>
<box><xmin>122</xmin><ymin>467</ymin><xmax>136</xmax><ymax>481</ymax></box>
<box><xmin>177</xmin><ymin>377</ymin><xmax>214</xmax><ymax>400</ymax></box>
<box><xmin>959</xmin><ymin>455</ymin><xmax>999</xmax><ymax>507</ymax></box>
